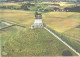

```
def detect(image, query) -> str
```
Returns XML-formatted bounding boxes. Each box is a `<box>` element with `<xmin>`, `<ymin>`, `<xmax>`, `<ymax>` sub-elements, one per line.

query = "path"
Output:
<box><xmin>1</xmin><ymin>22</ymin><xmax>12</xmax><ymax>26</ymax></box>
<box><xmin>0</xmin><ymin>20</ymin><xmax>25</xmax><ymax>30</ymax></box>
<box><xmin>44</xmin><ymin>27</ymin><xmax>80</xmax><ymax>56</ymax></box>
<box><xmin>0</xmin><ymin>36</ymin><xmax>1</xmax><ymax>57</ymax></box>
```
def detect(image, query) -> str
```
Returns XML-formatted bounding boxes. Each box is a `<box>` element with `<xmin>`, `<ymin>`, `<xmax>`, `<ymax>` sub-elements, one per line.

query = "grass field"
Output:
<box><xmin>0</xmin><ymin>26</ymin><xmax>77</xmax><ymax>56</ymax></box>
<box><xmin>0</xmin><ymin>9</ymin><xmax>34</xmax><ymax>26</ymax></box>
<box><xmin>43</xmin><ymin>12</ymin><xmax>80</xmax><ymax>52</ymax></box>
<box><xmin>62</xmin><ymin>27</ymin><xmax>80</xmax><ymax>53</ymax></box>
<box><xmin>0</xmin><ymin>22</ymin><xmax>7</xmax><ymax>29</ymax></box>
<box><xmin>0</xmin><ymin>2</ymin><xmax>21</xmax><ymax>6</ymax></box>
<box><xmin>43</xmin><ymin>12</ymin><xmax>80</xmax><ymax>32</ymax></box>
<box><xmin>0</xmin><ymin>2</ymin><xmax>75</xmax><ymax>6</ymax></box>
<box><xmin>0</xmin><ymin>9</ymin><xmax>80</xmax><ymax>56</ymax></box>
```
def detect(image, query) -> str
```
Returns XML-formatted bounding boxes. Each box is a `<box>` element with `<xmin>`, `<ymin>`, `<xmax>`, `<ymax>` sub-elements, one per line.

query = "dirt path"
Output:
<box><xmin>1</xmin><ymin>22</ymin><xmax>12</xmax><ymax>26</ymax></box>
<box><xmin>0</xmin><ymin>20</ymin><xmax>25</xmax><ymax>30</ymax></box>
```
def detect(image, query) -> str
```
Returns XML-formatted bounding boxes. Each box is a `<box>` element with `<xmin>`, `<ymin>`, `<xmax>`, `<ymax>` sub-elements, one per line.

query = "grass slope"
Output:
<box><xmin>43</xmin><ymin>12</ymin><xmax>80</xmax><ymax>52</ymax></box>
<box><xmin>0</xmin><ymin>26</ymin><xmax>77</xmax><ymax>56</ymax></box>
<box><xmin>0</xmin><ymin>9</ymin><xmax>79</xmax><ymax>56</ymax></box>
<box><xmin>62</xmin><ymin>27</ymin><xmax>80</xmax><ymax>53</ymax></box>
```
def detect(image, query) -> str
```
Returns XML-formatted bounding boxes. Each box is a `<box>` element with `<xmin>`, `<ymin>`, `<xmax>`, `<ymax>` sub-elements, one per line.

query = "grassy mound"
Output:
<box><xmin>0</xmin><ymin>9</ymin><xmax>79</xmax><ymax>56</ymax></box>
<box><xmin>0</xmin><ymin>26</ymin><xmax>77</xmax><ymax>56</ymax></box>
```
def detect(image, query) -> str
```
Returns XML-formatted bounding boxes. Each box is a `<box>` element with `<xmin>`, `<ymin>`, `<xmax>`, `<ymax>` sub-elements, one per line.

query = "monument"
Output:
<box><xmin>31</xmin><ymin>0</ymin><xmax>46</xmax><ymax>28</ymax></box>
<box><xmin>31</xmin><ymin>12</ymin><xmax>46</xmax><ymax>28</ymax></box>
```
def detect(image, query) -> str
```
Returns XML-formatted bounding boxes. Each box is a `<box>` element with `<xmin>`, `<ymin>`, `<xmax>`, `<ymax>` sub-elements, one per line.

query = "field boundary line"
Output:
<box><xmin>0</xmin><ymin>20</ymin><xmax>25</xmax><ymax>30</ymax></box>
<box><xmin>0</xmin><ymin>35</ymin><xmax>1</xmax><ymax>57</ymax></box>
<box><xmin>44</xmin><ymin>27</ymin><xmax>80</xmax><ymax>56</ymax></box>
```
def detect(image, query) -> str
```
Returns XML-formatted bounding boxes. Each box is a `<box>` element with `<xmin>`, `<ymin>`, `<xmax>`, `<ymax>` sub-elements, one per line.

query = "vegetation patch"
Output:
<box><xmin>0</xmin><ymin>22</ymin><xmax>7</xmax><ymax>29</ymax></box>
<box><xmin>76</xmin><ymin>25</ymin><xmax>80</xmax><ymax>28</ymax></box>
<box><xmin>43</xmin><ymin>12</ymin><xmax>80</xmax><ymax>53</ymax></box>
<box><xmin>43</xmin><ymin>12</ymin><xmax>80</xmax><ymax>32</ymax></box>
<box><xmin>0</xmin><ymin>26</ymin><xmax>77</xmax><ymax>56</ymax></box>
<box><xmin>0</xmin><ymin>8</ymin><xmax>79</xmax><ymax>56</ymax></box>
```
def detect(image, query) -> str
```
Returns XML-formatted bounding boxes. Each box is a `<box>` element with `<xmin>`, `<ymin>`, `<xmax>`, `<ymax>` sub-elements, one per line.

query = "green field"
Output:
<box><xmin>43</xmin><ymin>12</ymin><xmax>80</xmax><ymax>53</ymax></box>
<box><xmin>0</xmin><ymin>22</ymin><xmax>7</xmax><ymax>29</ymax></box>
<box><xmin>0</xmin><ymin>9</ymin><xmax>34</xmax><ymax>26</ymax></box>
<box><xmin>43</xmin><ymin>12</ymin><xmax>80</xmax><ymax>32</ymax></box>
<box><xmin>0</xmin><ymin>8</ymin><xmax>80</xmax><ymax>56</ymax></box>
<box><xmin>0</xmin><ymin>26</ymin><xmax>77</xmax><ymax>56</ymax></box>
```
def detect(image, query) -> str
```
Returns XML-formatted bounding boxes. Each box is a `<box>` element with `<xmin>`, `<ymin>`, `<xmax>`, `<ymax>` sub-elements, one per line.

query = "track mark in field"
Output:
<box><xmin>0</xmin><ymin>20</ymin><xmax>25</xmax><ymax>31</ymax></box>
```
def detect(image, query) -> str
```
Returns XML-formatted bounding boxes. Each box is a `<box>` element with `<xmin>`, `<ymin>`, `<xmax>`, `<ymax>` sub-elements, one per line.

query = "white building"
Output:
<box><xmin>31</xmin><ymin>12</ymin><xmax>46</xmax><ymax>28</ymax></box>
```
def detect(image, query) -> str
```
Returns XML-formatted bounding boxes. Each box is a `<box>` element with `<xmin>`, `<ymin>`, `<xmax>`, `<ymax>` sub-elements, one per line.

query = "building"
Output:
<box><xmin>31</xmin><ymin>12</ymin><xmax>46</xmax><ymax>28</ymax></box>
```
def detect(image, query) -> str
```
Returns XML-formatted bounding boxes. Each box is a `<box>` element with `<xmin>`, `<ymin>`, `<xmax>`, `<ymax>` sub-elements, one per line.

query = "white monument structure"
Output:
<box><xmin>31</xmin><ymin>12</ymin><xmax>46</xmax><ymax>28</ymax></box>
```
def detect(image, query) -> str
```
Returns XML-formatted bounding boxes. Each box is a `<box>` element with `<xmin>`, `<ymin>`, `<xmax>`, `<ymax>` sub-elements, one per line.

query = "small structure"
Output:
<box><xmin>31</xmin><ymin>12</ymin><xmax>46</xmax><ymax>28</ymax></box>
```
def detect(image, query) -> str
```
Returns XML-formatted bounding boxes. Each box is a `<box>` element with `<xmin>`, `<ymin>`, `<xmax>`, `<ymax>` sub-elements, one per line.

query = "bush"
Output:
<box><xmin>52</xmin><ymin>4</ymin><xmax>60</xmax><ymax>6</ymax></box>
<box><xmin>44</xmin><ymin>7</ymin><xmax>60</xmax><ymax>12</ymax></box>
<box><xmin>0</xmin><ymin>5</ymin><xmax>21</xmax><ymax>10</ymax></box>
<box><xmin>21</xmin><ymin>3</ymin><xmax>34</xmax><ymax>10</ymax></box>
<box><xmin>64</xmin><ymin>6</ymin><xmax>80</xmax><ymax>12</ymax></box>
<box><xmin>21</xmin><ymin>4</ymin><xmax>29</xmax><ymax>10</ymax></box>
<box><xmin>53</xmin><ymin>7</ymin><xmax>60</xmax><ymax>11</ymax></box>
<box><xmin>44</xmin><ymin>6</ymin><xmax>54</xmax><ymax>12</ymax></box>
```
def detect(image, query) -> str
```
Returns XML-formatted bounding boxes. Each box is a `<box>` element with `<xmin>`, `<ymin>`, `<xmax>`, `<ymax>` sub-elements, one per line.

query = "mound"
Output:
<box><xmin>0</xmin><ymin>26</ymin><xmax>77</xmax><ymax>56</ymax></box>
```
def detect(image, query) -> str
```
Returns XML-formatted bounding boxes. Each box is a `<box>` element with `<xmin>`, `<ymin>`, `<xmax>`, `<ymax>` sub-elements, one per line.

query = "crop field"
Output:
<box><xmin>0</xmin><ymin>9</ymin><xmax>34</xmax><ymax>26</ymax></box>
<box><xmin>63</xmin><ymin>27</ymin><xmax>80</xmax><ymax>42</ymax></box>
<box><xmin>0</xmin><ymin>2</ymin><xmax>21</xmax><ymax>6</ymax></box>
<box><xmin>43</xmin><ymin>12</ymin><xmax>80</xmax><ymax>52</ymax></box>
<box><xmin>0</xmin><ymin>8</ymin><xmax>80</xmax><ymax>56</ymax></box>
<box><xmin>57</xmin><ymin>2</ymin><xmax>75</xmax><ymax>6</ymax></box>
<box><xmin>43</xmin><ymin>12</ymin><xmax>80</xmax><ymax>32</ymax></box>
<box><xmin>62</xmin><ymin>27</ymin><xmax>80</xmax><ymax>53</ymax></box>
<box><xmin>1</xmin><ymin>9</ymin><xmax>80</xmax><ymax>30</ymax></box>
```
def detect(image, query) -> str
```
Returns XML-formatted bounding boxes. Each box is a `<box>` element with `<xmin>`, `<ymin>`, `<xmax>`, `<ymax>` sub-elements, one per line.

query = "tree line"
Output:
<box><xmin>5</xmin><ymin>0</ymin><xmax>34</xmax><ymax>2</ymax></box>
<box><xmin>4</xmin><ymin>0</ymin><xmax>79</xmax><ymax>2</ymax></box>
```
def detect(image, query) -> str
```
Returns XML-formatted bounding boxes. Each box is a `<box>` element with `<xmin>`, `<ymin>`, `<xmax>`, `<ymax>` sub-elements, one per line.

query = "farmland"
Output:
<box><xmin>0</xmin><ymin>2</ymin><xmax>21</xmax><ymax>6</ymax></box>
<box><xmin>43</xmin><ymin>12</ymin><xmax>80</xmax><ymax>32</ymax></box>
<box><xmin>43</xmin><ymin>12</ymin><xmax>80</xmax><ymax>52</ymax></box>
<box><xmin>0</xmin><ymin>9</ymin><xmax>34</xmax><ymax>26</ymax></box>
<box><xmin>0</xmin><ymin>1</ymin><xmax>80</xmax><ymax>56</ymax></box>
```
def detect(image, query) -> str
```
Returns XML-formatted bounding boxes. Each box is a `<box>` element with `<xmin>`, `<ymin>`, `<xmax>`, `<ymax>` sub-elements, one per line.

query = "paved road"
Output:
<box><xmin>44</xmin><ymin>27</ymin><xmax>80</xmax><ymax>56</ymax></box>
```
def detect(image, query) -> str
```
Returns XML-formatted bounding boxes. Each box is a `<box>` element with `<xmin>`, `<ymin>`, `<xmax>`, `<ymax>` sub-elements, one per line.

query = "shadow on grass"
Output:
<box><xmin>62</xmin><ymin>50</ymin><xmax>73</xmax><ymax>56</ymax></box>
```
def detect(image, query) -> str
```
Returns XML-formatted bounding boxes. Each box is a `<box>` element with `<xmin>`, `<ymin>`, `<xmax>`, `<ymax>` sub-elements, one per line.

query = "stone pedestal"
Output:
<box><xmin>31</xmin><ymin>12</ymin><xmax>46</xmax><ymax>28</ymax></box>
<box><xmin>31</xmin><ymin>23</ymin><xmax>46</xmax><ymax>28</ymax></box>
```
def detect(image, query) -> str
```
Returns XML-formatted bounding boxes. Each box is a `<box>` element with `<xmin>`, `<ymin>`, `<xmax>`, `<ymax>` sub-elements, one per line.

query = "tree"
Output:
<box><xmin>21</xmin><ymin>3</ymin><xmax>33</xmax><ymax>10</ymax></box>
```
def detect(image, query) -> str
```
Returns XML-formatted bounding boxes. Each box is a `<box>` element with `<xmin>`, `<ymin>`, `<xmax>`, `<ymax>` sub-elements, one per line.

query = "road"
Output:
<box><xmin>44</xmin><ymin>27</ymin><xmax>80</xmax><ymax>56</ymax></box>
